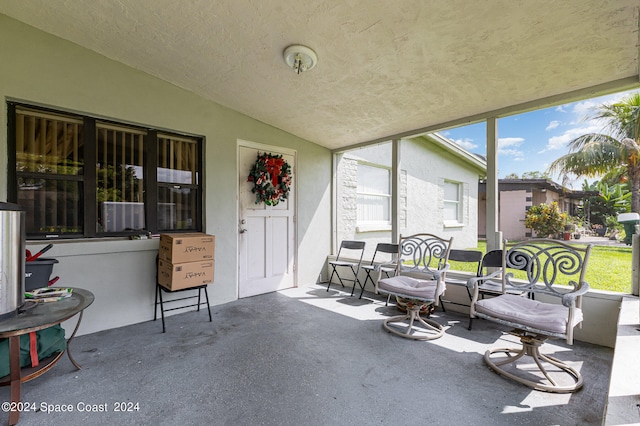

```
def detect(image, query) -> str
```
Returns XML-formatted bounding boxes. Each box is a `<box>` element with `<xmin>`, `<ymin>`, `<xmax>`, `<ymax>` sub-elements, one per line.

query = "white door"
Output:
<box><xmin>238</xmin><ymin>143</ymin><xmax>296</xmax><ymax>298</ymax></box>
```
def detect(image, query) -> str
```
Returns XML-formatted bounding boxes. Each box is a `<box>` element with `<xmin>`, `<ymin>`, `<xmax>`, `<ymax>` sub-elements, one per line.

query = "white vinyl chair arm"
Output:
<box><xmin>466</xmin><ymin>269</ymin><xmax>502</xmax><ymax>291</ymax></box>
<box><xmin>561</xmin><ymin>282</ymin><xmax>590</xmax><ymax>307</ymax></box>
<box><xmin>435</xmin><ymin>263</ymin><xmax>450</xmax><ymax>277</ymax></box>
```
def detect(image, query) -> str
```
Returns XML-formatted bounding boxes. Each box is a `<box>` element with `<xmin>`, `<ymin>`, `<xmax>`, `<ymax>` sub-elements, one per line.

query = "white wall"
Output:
<box><xmin>336</xmin><ymin>138</ymin><xmax>482</xmax><ymax>261</ymax></box>
<box><xmin>0</xmin><ymin>14</ymin><xmax>332</xmax><ymax>335</ymax></box>
<box><xmin>400</xmin><ymin>138</ymin><xmax>481</xmax><ymax>249</ymax></box>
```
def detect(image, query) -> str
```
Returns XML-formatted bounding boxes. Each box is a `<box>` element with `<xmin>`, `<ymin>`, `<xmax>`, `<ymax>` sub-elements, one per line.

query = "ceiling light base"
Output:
<box><xmin>283</xmin><ymin>45</ymin><xmax>318</xmax><ymax>74</ymax></box>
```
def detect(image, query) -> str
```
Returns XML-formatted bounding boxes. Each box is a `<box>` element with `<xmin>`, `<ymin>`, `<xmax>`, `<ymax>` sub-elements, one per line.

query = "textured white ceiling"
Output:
<box><xmin>1</xmin><ymin>1</ymin><xmax>638</xmax><ymax>150</ymax></box>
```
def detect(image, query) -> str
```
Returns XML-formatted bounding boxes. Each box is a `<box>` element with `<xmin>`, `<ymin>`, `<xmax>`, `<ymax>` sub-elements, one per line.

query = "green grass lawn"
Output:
<box><xmin>448</xmin><ymin>241</ymin><xmax>632</xmax><ymax>293</ymax></box>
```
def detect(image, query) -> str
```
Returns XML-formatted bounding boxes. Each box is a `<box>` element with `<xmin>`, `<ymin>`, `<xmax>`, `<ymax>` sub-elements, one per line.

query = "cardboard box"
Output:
<box><xmin>157</xmin><ymin>259</ymin><xmax>215</xmax><ymax>291</ymax></box>
<box><xmin>159</xmin><ymin>233</ymin><xmax>215</xmax><ymax>263</ymax></box>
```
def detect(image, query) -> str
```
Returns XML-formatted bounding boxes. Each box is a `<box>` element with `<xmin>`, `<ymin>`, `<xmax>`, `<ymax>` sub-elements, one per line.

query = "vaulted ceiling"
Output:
<box><xmin>1</xmin><ymin>1</ymin><xmax>638</xmax><ymax>150</ymax></box>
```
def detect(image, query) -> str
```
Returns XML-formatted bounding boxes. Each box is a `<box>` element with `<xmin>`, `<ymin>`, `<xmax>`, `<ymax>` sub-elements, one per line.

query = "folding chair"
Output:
<box><xmin>359</xmin><ymin>243</ymin><xmax>398</xmax><ymax>299</ymax></box>
<box><xmin>439</xmin><ymin>249</ymin><xmax>483</xmax><ymax>310</ymax></box>
<box><xmin>475</xmin><ymin>249</ymin><xmax>504</xmax><ymax>297</ymax></box>
<box><xmin>326</xmin><ymin>240</ymin><xmax>366</xmax><ymax>296</ymax></box>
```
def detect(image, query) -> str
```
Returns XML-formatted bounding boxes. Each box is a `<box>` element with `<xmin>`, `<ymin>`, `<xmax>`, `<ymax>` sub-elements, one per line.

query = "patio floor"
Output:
<box><xmin>1</xmin><ymin>283</ymin><xmax>613</xmax><ymax>426</ymax></box>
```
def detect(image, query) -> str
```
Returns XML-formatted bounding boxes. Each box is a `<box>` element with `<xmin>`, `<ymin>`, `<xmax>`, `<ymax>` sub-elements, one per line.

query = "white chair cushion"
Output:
<box><xmin>475</xmin><ymin>293</ymin><xmax>583</xmax><ymax>334</ymax></box>
<box><xmin>378</xmin><ymin>275</ymin><xmax>440</xmax><ymax>300</ymax></box>
<box><xmin>329</xmin><ymin>260</ymin><xmax>358</xmax><ymax>267</ymax></box>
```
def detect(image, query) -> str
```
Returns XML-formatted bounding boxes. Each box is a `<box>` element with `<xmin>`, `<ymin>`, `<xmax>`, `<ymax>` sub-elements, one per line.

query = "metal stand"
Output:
<box><xmin>154</xmin><ymin>284</ymin><xmax>212</xmax><ymax>333</ymax></box>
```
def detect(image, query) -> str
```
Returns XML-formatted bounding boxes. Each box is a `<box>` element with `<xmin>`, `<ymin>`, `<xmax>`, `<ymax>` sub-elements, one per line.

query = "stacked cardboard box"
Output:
<box><xmin>157</xmin><ymin>233</ymin><xmax>215</xmax><ymax>291</ymax></box>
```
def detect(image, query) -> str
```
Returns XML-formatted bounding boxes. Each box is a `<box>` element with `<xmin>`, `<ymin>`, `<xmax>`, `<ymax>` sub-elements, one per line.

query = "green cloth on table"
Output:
<box><xmin>0</xmin><ymin>325</ymin><xmax>67</xmax><ymax>378</ymax></box>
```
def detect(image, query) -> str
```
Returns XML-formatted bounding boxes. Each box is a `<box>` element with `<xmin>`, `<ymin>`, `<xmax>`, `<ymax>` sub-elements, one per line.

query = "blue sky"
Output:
<box><xmin>442</xmin><ymin>88</ymin><xmax>640</xmax><ymax>188</ymax></box>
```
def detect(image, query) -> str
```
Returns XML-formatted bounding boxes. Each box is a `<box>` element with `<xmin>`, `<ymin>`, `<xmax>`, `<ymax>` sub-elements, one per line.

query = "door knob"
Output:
<box><xmin>239</xmin><ymin>228</ymin><xmax>248</xmax><ymax>234</ymax></box>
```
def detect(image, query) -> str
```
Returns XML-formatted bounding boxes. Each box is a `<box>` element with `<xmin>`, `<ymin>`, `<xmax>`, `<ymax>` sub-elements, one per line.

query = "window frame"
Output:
<box><xmin>8</xmin><ymin>102</ymin><xmax>204</xmax><ymax>239</ymax></box>
<box><xmin>443</xmin><ymin>179</ymin><xmax>463</xmax><ymax>227</ymax></box>
<box><xmin>355</xmin><ymin>162</ymin><xmax>392</xmax><ymax>230</ymax></box>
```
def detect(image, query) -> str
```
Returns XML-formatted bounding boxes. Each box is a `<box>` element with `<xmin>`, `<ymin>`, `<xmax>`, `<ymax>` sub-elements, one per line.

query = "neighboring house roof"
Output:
<box><xmin>478</xmin><ymin>178</ymin><xmax>599</xmax><ymax>199</ymax></box>
<box><xmin>411</xmin><ymin>133</ymin><xmax>487</xmax><ymax>173</ymax></box>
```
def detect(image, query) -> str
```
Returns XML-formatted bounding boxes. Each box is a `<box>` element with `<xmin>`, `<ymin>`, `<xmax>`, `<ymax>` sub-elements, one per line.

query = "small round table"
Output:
<box><xmin>0</xmin><ymin>288</ymin><xmax>94</xmax><ymax>425</ymax></box>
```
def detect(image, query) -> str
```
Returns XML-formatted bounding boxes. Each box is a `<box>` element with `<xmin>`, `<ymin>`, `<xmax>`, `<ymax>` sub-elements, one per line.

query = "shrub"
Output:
<box><xmin>524</xmin><ymin>202</ymin><xmax>567</xmax><ymax>238</ymax></box>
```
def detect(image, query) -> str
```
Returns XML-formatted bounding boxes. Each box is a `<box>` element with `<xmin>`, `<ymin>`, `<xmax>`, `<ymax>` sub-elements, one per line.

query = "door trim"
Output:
<box><xmin>237</xmin><ymin>140</ymin><xmax>298</xmax><ymax>298</ymax></box>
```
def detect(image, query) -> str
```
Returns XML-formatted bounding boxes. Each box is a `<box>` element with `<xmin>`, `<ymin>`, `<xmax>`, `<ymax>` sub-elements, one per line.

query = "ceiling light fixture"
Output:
<box><xmin>283</xmin><ymin>45</ymin><xmax>318</xmax><ymax>74</ymax></box>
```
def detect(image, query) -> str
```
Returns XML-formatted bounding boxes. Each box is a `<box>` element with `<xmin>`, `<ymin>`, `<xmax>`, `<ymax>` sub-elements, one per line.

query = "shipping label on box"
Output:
<box><xmin>159</xmin><ymin>233</ymin><xmax>215</xmax><ymax>263</ymax></box>
<box><xmin>157</xmin><ymin>259</ymin><xmax>215</xmax><ymax>291</ymax></box>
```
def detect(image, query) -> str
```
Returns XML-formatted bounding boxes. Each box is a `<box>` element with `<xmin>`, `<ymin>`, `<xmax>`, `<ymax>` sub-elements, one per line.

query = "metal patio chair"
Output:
<box><xmin>376</xmin><ymin>233</ymin><xmax>452</xmax><ymax>340</ymax></box>
<box><xmin>358</xmin><ymin>243</ymin><xmax>398</xmax><ymax>299</ymax></box>
<box><xmin>439</xmin><ymin>249</ymin><xmax>483</xmax><ymax>310</ymax></box>
<box><xmin>468</xmin><ymin>239</ymin><xmax>592</xmax><ymax>393</ymax></box>
<box><xmin>326</xmin><ymin>240</ymin><xmax>366</xmax><ymax>296</ymax></box>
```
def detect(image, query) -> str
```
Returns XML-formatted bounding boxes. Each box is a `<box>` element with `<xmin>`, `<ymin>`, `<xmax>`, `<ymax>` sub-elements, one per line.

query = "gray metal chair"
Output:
<box><xmin>326</xmin><ymin>240</ymin><xmax>366</xmax><ymax>296</ymax></box>
<box><xmin>359</xmin><ymin>243</ymin><xmax>398</xmax><ymax>299</ymax></box>
<box><xmin>439</xmin><ymin>249</ymin><xmax>483</xmax><ymax>310</ymax></box>
<box><xmin>377</xmin><ymin>233</ymin><xmax>452</xmax><ymax>340</ymax></box>
<box><xmin>468</xmin><ymin>239</ymin><xmax>592</xmax><ymax>393</ymax></box>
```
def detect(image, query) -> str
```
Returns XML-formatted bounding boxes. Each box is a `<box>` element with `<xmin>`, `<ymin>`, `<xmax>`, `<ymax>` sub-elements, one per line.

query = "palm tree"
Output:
<box><xmin>548</xmin><ymin>92</ymin><xmax>640</xmax><ymax>212</ymax></box>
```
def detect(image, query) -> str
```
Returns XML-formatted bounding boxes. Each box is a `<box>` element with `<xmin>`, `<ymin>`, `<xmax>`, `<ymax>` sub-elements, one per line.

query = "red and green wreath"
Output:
<box><xmin>247</xmin><ymin>152</ymin><xmax>292</xmax><ymax>206</ymax></box>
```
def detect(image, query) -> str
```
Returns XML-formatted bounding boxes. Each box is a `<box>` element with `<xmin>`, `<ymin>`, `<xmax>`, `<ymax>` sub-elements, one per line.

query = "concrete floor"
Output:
<box><xmin>1</xmin><ymin>284</ymin><xmax>613</xmax><ymax>426</ymax></box>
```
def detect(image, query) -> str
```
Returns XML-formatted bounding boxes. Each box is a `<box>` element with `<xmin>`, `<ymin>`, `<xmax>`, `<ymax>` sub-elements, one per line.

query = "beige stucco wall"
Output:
<box><xmin>0</xmin><ymin>14</ymin><xmax>331</xmax><ymax>335</ymax></box>
<box><xmin>499</xmin><ymin>190</ymin><xmax>530</xmax><ymax>240</ymax></box>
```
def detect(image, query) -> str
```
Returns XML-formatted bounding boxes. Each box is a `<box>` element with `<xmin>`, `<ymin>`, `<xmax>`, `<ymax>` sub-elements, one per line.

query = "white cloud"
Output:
<box><xmin>555</xmin><ymin>106</ymin><xmax>566</xmax><ymax>113</ymax></box>
<box><xmin>499</xmin><ymin>148</ymin><xmax>524</xmax><ymax>158</ymax></box>
<box><xmin>538</xmin><ymin>123</ymin><xmax>601</xmax><ymax>153</ymax></box>
<box><xmin>498</xmin><ymin>137</ymin><xmax>524</xmax><ymax>148</ymax></box>
<box><xmin>545</xmin><ymin>120</ymin><xmax>560</xmax><ymax>131</ymax></box>
<box><xmin>453</xmin><ymin>137</ymin><xmax>477</xmax><ymax>150</ymax></box>
<box><xmin>497</xmin><ymin>137</ymin><xmax>524</xmax><ymax>158</ymax></box>
<box><xmin>572</xmin><ymin>100</ymin><xmax>598</xmax><ymax>117</ymax></box>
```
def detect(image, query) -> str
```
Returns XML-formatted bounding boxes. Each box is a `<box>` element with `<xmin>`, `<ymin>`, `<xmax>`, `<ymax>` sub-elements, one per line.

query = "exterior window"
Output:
<box><xmin>356</xmin><ymin>164</ymin><xmax>391</xmax><ymax>225</ymax></box>
<box><xmin>443</xmin><ymin>180</ymin><xmax>462</xmax><ymax>224</ymax></box>
<box><xmin>157</xmin><ymin>134</ymin><xmax>200</xmax><ymax>231</ymax></box>
<box><xmin>10</xmin><ymin>104</ymin><xmax>203</xmax><ymax>239</ymax></box>
<box><xmin>96</xmin><ymin>123</ymin><xmax>146</xmax><ymax>233</ymax></box>
<box><xmin>15</xmin><ymin>109</ymin><xmax>84</xmax><ymax>236</ymax></box>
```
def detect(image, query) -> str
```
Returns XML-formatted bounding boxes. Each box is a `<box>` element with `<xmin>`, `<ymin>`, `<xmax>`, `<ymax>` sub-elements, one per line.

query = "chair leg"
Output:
<box><xmin>158</xmin><ymin>286</ymin><xmax>166</xmax><ymax>333</ymax></box>
<box><xmin>349</xmin><ymin>266</ymin><xmax>361</xmax><ymax>297</ymax></box>
<box><xmin>326</xmin><ymin>266</ymin><xmax>341</xmax><ymax>291</ymax></box>
<box><xmin>483</xmin><ymin>332</ymin><xmax>583</xmax><ymax>393</ymax></box>
<box><xmin>204</xmin><ymin>286</ymin><xmax>212</xmax><ymax>323</ymax></box>
<box><xmin>359</xmin><ymin>270</ymin><xmax>374</xmax><ymax>299</ymax></box>
<box><xmin>154</xmin><ymin>284</ymin><xmax>159</xmax><ymax>321</ymax></box>
<box><xmin>382</xmin><ymin>303</ymin><xmax>444</xmax><ymax>341</ymax></box>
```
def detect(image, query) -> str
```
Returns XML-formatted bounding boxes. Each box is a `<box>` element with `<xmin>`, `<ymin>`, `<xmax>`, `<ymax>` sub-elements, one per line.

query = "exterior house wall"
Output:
<box><xmin>401</xmin><ymin>138</ymin><xmax>481</xmax><ymax>249</ymax></box>
<box><xmin>336</xmin><ymin>138</ymin><xmax>482</xmax><ymax>264</ymax></box>
<box><xmin>482</xmin><ymin>182</ymin><xmax>583</xmax><ymax>241</ymax></box>
<box><xmin>499</xmin><ymin>190</ymin><xmax>530</xmax><ymax>241</ymax></box>
<box><xmin>0</xmin><ymin>14</ymin><xmax>332</xmax><ymax>335</ymax></box>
